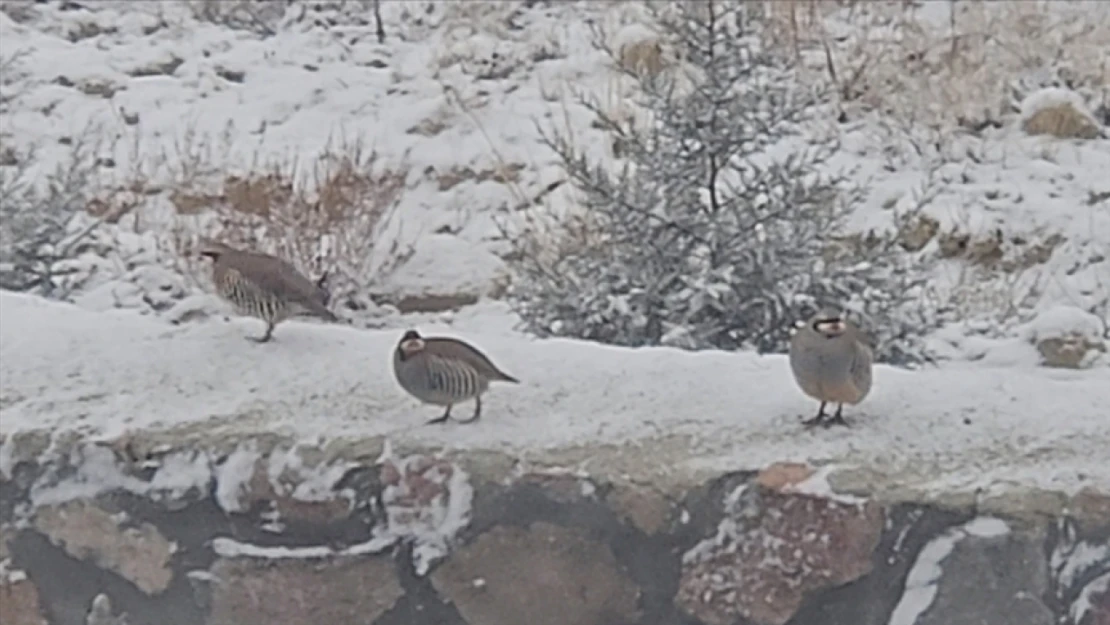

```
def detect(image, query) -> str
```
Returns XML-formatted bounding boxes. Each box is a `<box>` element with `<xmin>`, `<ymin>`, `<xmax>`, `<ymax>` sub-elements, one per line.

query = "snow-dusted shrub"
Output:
<box><xmin>764</xmin><ymin>1</ymin><xmax>1110</xmax><ymax>135</ymax></box>
<box><xmin>0</xmin><ymin>131</ymin><xmax>103</xmax><ymax>295</ymax></box>
<box><xmin>186</xmin><ymin>0</ymin><xmax>386</xmax><ymax>42</ymax></box>
<box><xmin>185</xmin><ymin>0</ymin><xmax>290</xmax><ymax>37</ymax></box>
<box><xmin>507</xmin><ymin>0</ymin><xmax>933</xmax><ymax>364</ymax></box>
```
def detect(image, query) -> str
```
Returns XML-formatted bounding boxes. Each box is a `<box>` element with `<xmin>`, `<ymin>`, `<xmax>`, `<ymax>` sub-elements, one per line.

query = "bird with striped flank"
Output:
<box><xmin>789</xmin><ymin>308</ymin><xmax>874</xmax><ymax>428</ymax></box>
<box><xmin>198</xmin><ymin>240</ymin><xmax>338</xmax><ymax>343</ymax></box>
<box><xmin>393</xmin><ymin>329</ymin><xmax>519</xmax><ymax>425</ymax></box>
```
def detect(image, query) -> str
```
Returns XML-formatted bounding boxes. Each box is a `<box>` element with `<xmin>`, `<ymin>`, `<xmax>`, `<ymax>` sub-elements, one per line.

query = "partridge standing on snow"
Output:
<box><xmin>198</xmin><ymin>240</ymin><xmax>337</xmax><ymax>342</ymax></box>
<box><xmin>393</xmin><ymin>329</ymin><xmax>519</xmax><ymax>425</ymax></box>
<box><xmin>789</xmin><ymin>308</ymin><xmax>873</xmax><ymax>427</ymax></box>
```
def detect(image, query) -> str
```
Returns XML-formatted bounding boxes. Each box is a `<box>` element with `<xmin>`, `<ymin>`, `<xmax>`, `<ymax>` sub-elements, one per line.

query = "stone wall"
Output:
<box><xmin>0</xmin><ymin>437</ymin><xmax>1107</xmax><ymax>625</ymax></box>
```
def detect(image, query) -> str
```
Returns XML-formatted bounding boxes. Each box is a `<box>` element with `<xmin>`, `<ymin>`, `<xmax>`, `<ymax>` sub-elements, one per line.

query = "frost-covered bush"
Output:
<box><xmin>0</xmin><ymin>138</ymin><xmax>101</xmax><ymax>295</ymax></box>
<box><xmin>507</xmin><ymin>0</ymin><xmax>933</xmax><ymax>364</ymax></box>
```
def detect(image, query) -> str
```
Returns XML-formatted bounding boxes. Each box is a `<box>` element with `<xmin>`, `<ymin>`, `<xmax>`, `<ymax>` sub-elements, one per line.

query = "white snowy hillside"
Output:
<box><xmin>0</xmin><ymin>0</ymin><xmax>1106</xmax><ymax>358</ymax></box>
<box><xmin>1</xmin><ymin>291</ymin><xmax>1109</xmax><ymax>496</ymax></box>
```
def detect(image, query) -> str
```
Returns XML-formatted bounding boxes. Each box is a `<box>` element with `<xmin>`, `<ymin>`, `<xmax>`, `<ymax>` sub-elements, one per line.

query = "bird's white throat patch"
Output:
<box><xmin>400</xmin><ymin>338</ymin><xmax>426</xmax><ymax>355</ymax></box>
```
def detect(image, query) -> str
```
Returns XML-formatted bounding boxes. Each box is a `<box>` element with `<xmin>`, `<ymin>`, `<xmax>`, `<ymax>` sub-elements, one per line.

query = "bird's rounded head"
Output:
<box><xmin>197</xmin><ymin>239</ymin><xmax>233</xmax><ymax>261</ymax></box>
<box><xmin>811</xmin><ymin>310</ymin><xmax>847</xmax><ymax>338</ymax></box>
<box><xmin>398</xmin><ymin>330</ymin><xmax>425</xmax><ymax>359</ymax></box>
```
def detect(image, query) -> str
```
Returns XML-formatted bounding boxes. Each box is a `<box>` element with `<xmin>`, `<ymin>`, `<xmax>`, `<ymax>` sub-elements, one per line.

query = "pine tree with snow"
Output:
<box><xmin>508</xmin><ymin>0</ymin><xmax>932</xmax><ymax>363</ymax></box>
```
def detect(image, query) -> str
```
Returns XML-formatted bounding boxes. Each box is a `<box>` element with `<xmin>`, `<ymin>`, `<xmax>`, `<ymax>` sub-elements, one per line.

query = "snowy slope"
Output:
<box><xmin>0</xmin><ymin>0</ymin><xmax>622</xmax><ymax>300</ymax></box>
<box><xmin>2</xmin><ymin>291</ymin><xmax>1108</xmax><ymax>496</ymax></box>
<box><xmin>0</xmin><ymin>0</ymin><xmax>1107</xmax><ymax>349</ymax></box>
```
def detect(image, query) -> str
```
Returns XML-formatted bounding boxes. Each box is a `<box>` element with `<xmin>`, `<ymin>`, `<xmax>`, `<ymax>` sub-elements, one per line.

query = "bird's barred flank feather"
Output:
<box><xmin>392</xmin><ymin>330</ymin><xmax>519</xmax><ymax>425</ymax></box>
<box><xmin>198</xmin><ymin>240</ymin><xmax>338</xmax><ymax>342</ymax></box>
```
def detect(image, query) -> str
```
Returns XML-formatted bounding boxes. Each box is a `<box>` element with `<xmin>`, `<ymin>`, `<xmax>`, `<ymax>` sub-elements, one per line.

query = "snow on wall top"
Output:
<box><xmin>1</xmin><ymin>291</ymin><xmax>1108</xmax><ymax>497</ymax></box>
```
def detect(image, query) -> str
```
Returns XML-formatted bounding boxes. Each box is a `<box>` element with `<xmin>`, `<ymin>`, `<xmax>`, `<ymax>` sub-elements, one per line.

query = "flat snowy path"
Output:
<box><xmin>2</xmin><ymin>292</ymin><xmax>1107</xmax><ymax>495</ymax></box>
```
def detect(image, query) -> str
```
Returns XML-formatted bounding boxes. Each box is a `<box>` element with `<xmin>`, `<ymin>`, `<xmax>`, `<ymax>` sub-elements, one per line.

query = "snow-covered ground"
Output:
<box><xmin>2</xmin><ymin>291</ymin><xmax>1108</xmax><ymax>496</ymax></box>
<box><xmin>0</xmin><ymin>1</ymin><xmax>1107</xmax><ymax>342</ymax></box>
<box><xmin>0</xmin><ymin>1</ymin><xmax>1108</xmax><ymax>500</ymax></box>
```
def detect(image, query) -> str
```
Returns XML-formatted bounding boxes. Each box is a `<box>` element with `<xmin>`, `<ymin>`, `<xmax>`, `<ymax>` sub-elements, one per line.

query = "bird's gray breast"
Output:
<box><xmin>394</xmin><ymin>356</ymin><xmax>430</xmax><ymax>396</ymax></box>
<box><xmin>791</xmin><ymin>335</ymin><xmax>854</xmax><ymax>389</ymax></box>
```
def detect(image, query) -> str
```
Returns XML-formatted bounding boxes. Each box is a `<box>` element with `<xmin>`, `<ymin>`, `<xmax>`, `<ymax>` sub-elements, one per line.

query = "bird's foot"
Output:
<box><xmin>454</xmin><ymin>413</ymin><xmax>481</xmax><ymax>425</ymax></box>
<box><xmin>823</xmin><ymin>413</ymin><xmax>850</xmax><ymax>428</ymax></box>
<box><xmin>801</xmin><ymin>413</ymin><xmax>827</xmax><ymax>428</ymax></box>
<box><xmin>248</xmin><ymin>335</ymin><xmax>274</xmax><ymax>343</ymax></box>
<box><xmin>425</xmin><ymin>415</ymin><xmax>450</xmax><ymax>425</ymax></box>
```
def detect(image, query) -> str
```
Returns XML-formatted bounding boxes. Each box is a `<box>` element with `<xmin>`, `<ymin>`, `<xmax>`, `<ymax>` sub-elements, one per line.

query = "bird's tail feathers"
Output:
<box><xmin>298</xmin><ymin>299</ymin><xmax>339</xmax><ymax>322</ymax></box>
<box><xmin>317</xmin><ymin>307</ymin><xmax>340</xmax><ymax>323</ymax></box>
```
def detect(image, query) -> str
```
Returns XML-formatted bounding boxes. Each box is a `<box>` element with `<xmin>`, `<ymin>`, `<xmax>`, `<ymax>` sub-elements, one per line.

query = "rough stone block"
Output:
<box><xmin>677</xmin><ymin>487</ymin><xmax>884</xmax><ymax>625</ymax></box>
<box><xmin>431</xmin><ymin>521</ymin><xmax>641</xmax><ymax>625</ymax></box>
<box><xmin>605</xmin><ymin>482</ymin><xmax>672</xmax><ymax>535</ymax></box>
<box><xmin>898</xmin><ymin>520</ymin><xmax>1053</xmax><ymax>625</ymax></box>
<box><xmin>207</xmin><ymin>555</ymin><xmax>402</xmax><ymax>625</ymax></box>
<box><xmin>0</xmin><ymin>578</ymin><xmax>47</xmax><ymax>625</ymax></box>
<box><xmin>33</xmin><ymin>499</ymin><xmax>175</xmax><ymax>595</ymax></box>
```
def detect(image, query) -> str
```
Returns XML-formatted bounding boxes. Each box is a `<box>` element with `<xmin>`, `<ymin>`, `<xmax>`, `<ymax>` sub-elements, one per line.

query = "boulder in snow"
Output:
<box><xmin>1027</xmin><ymin>305</ymin><xmax>1107</xmax><ymax>369</ymax></box>
<box><xmin>1020</xmin><ymin>87</ymin><xmax>1101</xmax><ymax>140</ymax></box>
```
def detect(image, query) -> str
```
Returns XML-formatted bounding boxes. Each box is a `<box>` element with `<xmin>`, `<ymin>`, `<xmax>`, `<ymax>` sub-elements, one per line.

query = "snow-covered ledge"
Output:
<box><xmin>1</xmin><ymin>291</ymin><xmax>1108</xmax><ymax>625</ymax></box>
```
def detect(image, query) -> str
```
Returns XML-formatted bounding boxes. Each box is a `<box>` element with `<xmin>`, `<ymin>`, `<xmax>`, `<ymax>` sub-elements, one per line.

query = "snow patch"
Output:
<box><xmin>682</xmin><ymin>482</ymin><xmax>755</xmax><ymax>567</ymax></box>
<box><xmin>1020</xmin><ymin>87</ymin><xmax>1097</xmax><ymax>123</ymax></box>
<box><xmin>373</xmin><ymin>445</ymin><xmax>474</xmax><ymax>576</ymax></box>
<box><xmin>1051</xmin><ymin>518</ymin><xmax>1110</xmax><ymax>593</ymax></box>
<box><xmin>961</xmin><ymin>516</ymin><xmax>1011</xmax><ymax>538</ymax></box>
<box><xmin>29</xmin><ymin>444</ymin><xmax>209</xmax><ymax>508</ymax></box>
<box><xmin>786</xmin><ymin>465</ymin><xmax>869</xmax><ymax>505</ymax></box>
<box><xmin>1071</xmin><ymin>572</ymin><xmax>1110</xmax><ymax>625</ymax></box>
<box><xmin>214</xmin><ymin>444</ymin><xmax>261</xmax><ymax>514</ymax></box>
<box><xmin>207</xmin><ymin>445</ymin><xmax>473</xmax><ymax>575</ymax></box>
<box><xmin>212</xmin><ymin>537</ymin><xmax>336</xmax><ymax>560</ymax></box>
<box><xmin>0</xmin><ymin>437</ymin><xmax>15</xmax><ymax>480</ymax></box>
<box><xmin>0</xmin><ymin>559</ymin><xmax>28</xmax><ymax>584</ymax></box>
<box><xmin>1025</xmin><ymin>305</ymin><xmax>1106</xmax><ymax>343</ymax></box>
<box><xmin>888</xmin><ymin>531</ymin><xmax>960</xmax><ymax>625</ymax></box>
<box><xmin>888</xmin><ymin>516</ymin><xmax>1012</xmax><ymax>625</ymax></box>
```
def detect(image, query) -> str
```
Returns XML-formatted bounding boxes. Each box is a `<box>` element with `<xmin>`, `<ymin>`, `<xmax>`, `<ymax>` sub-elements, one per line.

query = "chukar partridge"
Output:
<box><xmin>789</xmin><ymin>308</ymin><xmax>873</xmax><ymax>427</ymax></box>
<box><xmin>393</xmin><ymin>330</ymin><xmax>519</xmax><ymax>424</ymax></box>
<box><xmin>198</xmin><ymin>240</ymin><xmax>337</xmax><ymax>342</ymax></box>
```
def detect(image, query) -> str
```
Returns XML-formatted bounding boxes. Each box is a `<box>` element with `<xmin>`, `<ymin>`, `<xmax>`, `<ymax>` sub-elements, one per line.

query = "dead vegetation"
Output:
<box><xmin>432</xmin><ymin>162</ymin><xmax>525</xmax><ymax>192</ymax></box>
<box><xmin>168</xmin><ymin>139</ymin><xmax>410</xmax><ymax>313</ymax></box>
<box><xmin>617</xmin><ymin>38</ymin><xmax>668</xmax><ymax>78</ymax></box>
<box><xmin>184</xmin><ymin>0</ymin><xmax>287</xmax><ymax>37</ymax></box>
<box><xmin>186</xmin><ymin>0</ymin><xmax>386</xmax><ymax>42</ymax></box>
<box><xmin>935</xmin><ymin>228</ymin><xmax>1065</xmax><ymax>273</ymax></box>
<box><xmin>0</xmin><ymin>73</ymin><xmax>122</xmax><ymax>295</ymax></box>
<box><xmin>760</xmin><ymin>0</ymin><xmax>1110</xmax><ymax>131</ymax></box>
<box><xmin>1022</xmin><ymin>100</ymin><xmax>1101</xmax><ymax>140</ymax></box>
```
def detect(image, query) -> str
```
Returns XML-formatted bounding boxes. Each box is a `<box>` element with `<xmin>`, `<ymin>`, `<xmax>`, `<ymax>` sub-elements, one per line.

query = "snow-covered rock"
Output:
<box><xmin>1020</xmin><ymin>87</ymin><xmax>1102</xmax><ymax>140</ymax></box>
<box><xmin>1025</xmin><ymin>305</ymin><xmax>1107</xmax><ymax>369</ymax></box>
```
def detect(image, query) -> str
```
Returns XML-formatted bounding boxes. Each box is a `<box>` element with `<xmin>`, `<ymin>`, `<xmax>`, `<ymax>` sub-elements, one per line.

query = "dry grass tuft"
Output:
<box><xmin>185</xmin><ymin>0</ymin><xmax>285</xmax><ymax>37</ymax></box>
<box><xmin>936</xmin><ymin>227</ymin><xmax>1065</xmax><ymax>272</ymax></box>
<box><xmin>1022</xmin><ymin>101</ymin><xmax>1101</xmax><ymax>139</ymax></box>
<box><xmin>170</xmin><ymin>139</ymin><xmax>409</xmax><ymax>310</ymax></box>
<box><xmin>897</xmin><ymin>213</ymin><xmax>940</xmax><ymax>252</ymax></box>
<box><xmin>763</xmin><ymin>0</ymin><xmax>1110</xmax><ymax>130</ymax></box>
<box><xmin>617</xmin><ymin>38</ymin><xmax>668</xmax><ymax>78</ymax></box>
<box><xmin>933</xmin><ymin>268</ymin><xmax>1043</xmax><ymax>326</ymax></box>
